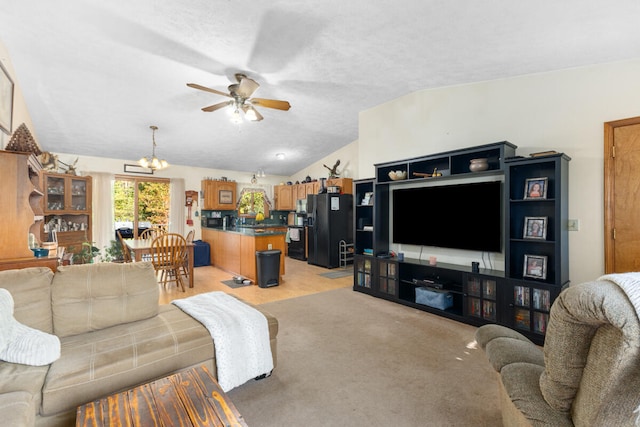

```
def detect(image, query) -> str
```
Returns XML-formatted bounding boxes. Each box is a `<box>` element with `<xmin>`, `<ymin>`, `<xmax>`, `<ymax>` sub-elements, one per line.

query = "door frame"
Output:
<box><xmin>603</xmin><ymin>116</ymin><xmax>640</xmax><ymax>273</ymax></box>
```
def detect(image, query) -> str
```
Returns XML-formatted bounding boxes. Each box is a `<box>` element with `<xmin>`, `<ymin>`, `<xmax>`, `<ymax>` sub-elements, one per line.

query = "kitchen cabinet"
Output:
<box><xmin>274</xmin><ymin>184</ymin><xmax>294</xmax><ymax>211</ymax></box>
<box><xmin>326</xmin><ymin>178</ymin><xmax>353</xmax><ymax>194</ymax></box>
<box><xmin>41</xmin><ymin>172</ymin><xmax>92</xmax><ymax>257</ymax></box>
<box><xmin>202</xmin><ymin>180</ymin><xmax>237</xmax><ymax>210</ymax></box>
<box><xmin>201</xmin><ymin>228</ymin><xmax>285</xmax><ymax>283</ymax></box>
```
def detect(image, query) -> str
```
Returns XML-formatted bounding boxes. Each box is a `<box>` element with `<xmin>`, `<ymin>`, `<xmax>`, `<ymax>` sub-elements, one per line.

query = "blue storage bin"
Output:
<box><xmin>415</xmin><ymin>287</ymin><xmax>453</xmax><ymax>310</ymax></box>
<box><xmin>192</xmin><ymin>240</ymin><xmax>210</xmax><ymax>267</ymax></box>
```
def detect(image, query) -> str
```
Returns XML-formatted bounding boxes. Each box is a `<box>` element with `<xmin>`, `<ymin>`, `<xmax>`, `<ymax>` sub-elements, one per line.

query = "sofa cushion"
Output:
<box><xmin>500</xmin><ymin>362</ymin><xmax>572</xmax><ymax>426</ymax></box>
<box><xmin>0</xmin><ymin>362</ymin><xmax>48</xmax><ymax>417</ymax></box>
<box><xmin>0</xmin><ymin>391</ymin><xmax>36</xmax><ymax>427</ymax></box>
<box><xmin>51</xmin><ymin>262</ymin><xmax>159</xmax><ymax>337</ymax></box>
<box><xmin>0</xmin><ymin>267</ymin><xmax>53</xmax><ymax>333</ymax></box>
<box><xmin>41</xmin><ymin>304</ymin><xmax>213</xmax><ymax>416</ymax></box>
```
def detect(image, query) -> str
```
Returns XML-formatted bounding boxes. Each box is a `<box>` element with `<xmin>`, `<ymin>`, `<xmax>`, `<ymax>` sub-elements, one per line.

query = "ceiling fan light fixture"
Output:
<box><xmin>139</xmin><ymin>125</ymin><xmax>169</xmax><ymax>170</ymax></box>
<box><xmin>229</xmin><ymin>109</ymin><xmax>243</xmax><ymax>124</ymax></box>
<box><xmin>245</xmin><ymin>108</ymin><xmax>258</xmax><ymax>121</ymax></box>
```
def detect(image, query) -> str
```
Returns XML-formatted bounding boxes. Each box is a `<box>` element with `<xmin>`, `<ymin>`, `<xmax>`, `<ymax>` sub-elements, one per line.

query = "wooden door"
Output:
<box><xmin>604</xmin><ymin>117</ymin><xmax>640</xmax><ymax>273</ymax></box>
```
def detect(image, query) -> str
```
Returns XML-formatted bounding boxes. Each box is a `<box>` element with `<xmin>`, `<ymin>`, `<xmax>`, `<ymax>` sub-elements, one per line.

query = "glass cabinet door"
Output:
<box><xmin>70</xmin><ymin>178</ymin><xmax>88</xmax><ymax>211</ymax></box>
<box><xmin>466</xmin><ymin>276</ymin><xmax>497</xmax><ymax>322</ymax></box>
<box><xmin>377</xmin><ymin>259</ymin><xmax>398</xmax><ymax>296</ymax></box>
<box><xmin>354</xmin><ymin>255</ymin><xmax>373</xmax><ymax>290</ymax></box>
<box><xmin>511</xmin><ymin>283</ymin><xmax>553</xmax><ymax>335</ymax></box>
<box><xmin>45</xmin><ymin>175</ymin><xmax>66</xmax><ymax>211</ymax></box>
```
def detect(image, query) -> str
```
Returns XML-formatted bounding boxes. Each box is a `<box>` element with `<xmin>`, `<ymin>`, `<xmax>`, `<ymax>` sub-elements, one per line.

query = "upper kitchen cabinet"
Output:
<box><xmin>202</xmin><ymin>180</ymin><xmax>237</xmax><ymax>210</ymax></box>
<box><xmin>274</xmin><ymin>184</ymin><xmax>294</xmax><ymax>211</ymax></box>
<box><xmin>326</xmin><ymin>178</ymin><xmax>353</xmax><ymax>194</ymax></box>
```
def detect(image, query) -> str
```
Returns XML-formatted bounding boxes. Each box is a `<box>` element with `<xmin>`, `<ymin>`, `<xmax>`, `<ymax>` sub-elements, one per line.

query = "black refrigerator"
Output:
<box><xmin>306</xmin><ymin>193</ymin><xmax>353</xmax><ymax>268</ymax></box>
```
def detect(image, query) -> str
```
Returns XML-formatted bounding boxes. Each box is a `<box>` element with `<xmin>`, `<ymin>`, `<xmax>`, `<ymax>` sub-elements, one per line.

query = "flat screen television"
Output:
<box><xmin>392</xmin><ymin>181</ymin><xmax>502</xmax><ymax>252</ymax></box>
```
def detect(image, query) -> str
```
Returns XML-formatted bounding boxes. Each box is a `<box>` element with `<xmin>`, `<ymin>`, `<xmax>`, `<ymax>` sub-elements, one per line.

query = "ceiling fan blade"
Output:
<box><xmin>249</xmin><ymin>98</ymin><xmax>291</xmax><ymax>111</ymax></box>
<box><xmin>187</xmin><ymin>83</ymin><xmax>232</xmax><ymax>98</ymax></box>
<box><xmin>242</xmin><ymin>105</ymin><xmax>264</xmax><ymax>121</ymax></box>
<box><xmin>202</xmin><ymin>100</ymin><xmax>233</xmax><ymax>112</ymax></box>
<box><xmin>236</xmin><ymin>77</ymin><xmax>260</xmax><ymax>99</ymax></box>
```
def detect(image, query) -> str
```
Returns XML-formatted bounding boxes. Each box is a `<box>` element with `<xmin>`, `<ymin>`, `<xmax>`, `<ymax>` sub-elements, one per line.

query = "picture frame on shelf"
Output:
<box><xmin>0</xmin><ymin>60</ymin><xmax>14</xmax><ymax>135</ymax></box>
<box><xmin>523</xmin><ymin>254</ymin><xmax>547</xmax><ymax>280</ymax></box>
<box><xmin>523</xmin><ymin>216</ymin><xmax>547</xmax><ymax>240</ymax></box>
<box><xmin>524</xmin><ymin>177</ymin><xmax>548</xmax><ymax>199</ymax></box>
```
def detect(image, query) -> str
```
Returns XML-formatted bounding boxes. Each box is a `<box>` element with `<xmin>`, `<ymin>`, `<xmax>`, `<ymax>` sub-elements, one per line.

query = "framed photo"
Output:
<box><xmin>524</xmin><ymin>177</ymin><xmax>548</xmax><ymax>199</ymax></box>
<box><xmin>523</xmin><ymin>216</ymin><xmax>547</xmax><ymax>240</ymax></box>
<box><xmin>523</xmin><ymin>254</ymin><xmax>547</xmax><ymax>280</ymax></box>
<box><xmin>0</xmin><ymin>60</ymin><xmax>14</xmax><ymax>135</ymax></box>
<box><xmin>219</xmin><ymin>190</ymin><xmax>233</xmax><ymax>204</ymax></box>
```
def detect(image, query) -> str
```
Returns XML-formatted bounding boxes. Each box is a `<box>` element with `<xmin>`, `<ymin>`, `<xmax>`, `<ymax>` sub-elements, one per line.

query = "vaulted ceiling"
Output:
<box><xmin>2</xmin><ymin>1</ymin><xmax>640</xmax><ymax>176</ymax></box>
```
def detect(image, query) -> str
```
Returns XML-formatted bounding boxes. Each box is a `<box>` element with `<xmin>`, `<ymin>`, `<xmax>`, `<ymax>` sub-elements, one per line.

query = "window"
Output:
<box><xmin>114</xmin><ymin>176</ymin><xmax>170</xmax><ymax>238</ymax></box>
<box><xmin>237</xmin><ymin>188</ymin><xmax>271</xmax><ymax>218</ymax></box>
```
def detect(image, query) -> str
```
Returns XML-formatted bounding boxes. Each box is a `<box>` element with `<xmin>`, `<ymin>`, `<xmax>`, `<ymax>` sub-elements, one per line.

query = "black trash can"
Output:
<box><xmin>256</xmin><ymin>249</ymin><xmax>281</xmax><ymax>288</ymax></box>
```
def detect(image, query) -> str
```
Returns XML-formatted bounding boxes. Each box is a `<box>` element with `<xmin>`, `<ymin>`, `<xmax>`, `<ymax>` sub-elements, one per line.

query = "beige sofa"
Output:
<box><xmin>476</xmin><ymin>277</ymin><xmax>640</xmax><ymax>426</ymax></box>
<box><xmin>0</xmin><ymin>262</ymin><xmax>278</xmax><ymax>426</ymax></box>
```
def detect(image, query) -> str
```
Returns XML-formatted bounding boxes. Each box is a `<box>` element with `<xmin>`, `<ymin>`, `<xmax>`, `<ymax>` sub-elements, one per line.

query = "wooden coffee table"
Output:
<box><xmin>76</xmin><ymin>365</ymin><xmax>247</xmax><ymax>426</ymax></box>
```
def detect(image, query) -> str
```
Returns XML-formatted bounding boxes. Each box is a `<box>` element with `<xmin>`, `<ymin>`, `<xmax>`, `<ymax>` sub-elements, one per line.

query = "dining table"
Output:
<box><xmin>124</xmin><ymin>238</ymin><xmax>195</xmax><ymax>288</ymax></box>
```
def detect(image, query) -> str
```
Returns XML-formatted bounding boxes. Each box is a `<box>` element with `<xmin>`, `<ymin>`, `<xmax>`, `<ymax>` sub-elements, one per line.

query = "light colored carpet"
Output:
<box><xmin>227</xmin><ymin>287</ymin><xmax>501</xmax><ymax>426</ymax></box>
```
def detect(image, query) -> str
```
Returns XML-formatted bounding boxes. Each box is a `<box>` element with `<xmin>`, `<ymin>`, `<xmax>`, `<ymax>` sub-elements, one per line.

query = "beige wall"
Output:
<box><xmin>0</xmin><ymin>41</ymin><xmax>37</xmax><ymax>149</ymax></box>
<box><xmin>357</xmin><ymin>59</ymin><xmax>640</xmax><ymax>284</ymax></box>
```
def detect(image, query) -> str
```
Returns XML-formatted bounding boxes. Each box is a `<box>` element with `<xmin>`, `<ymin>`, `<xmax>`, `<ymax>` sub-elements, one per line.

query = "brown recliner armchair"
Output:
<box><xmin>475</xmin><ymin>274</ymin><xmax>640</xmax><ymax>426</ymax></box>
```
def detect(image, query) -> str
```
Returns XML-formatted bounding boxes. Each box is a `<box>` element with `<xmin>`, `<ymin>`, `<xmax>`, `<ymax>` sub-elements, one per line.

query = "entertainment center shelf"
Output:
<box><xmin>353</xmin><ymin>142</ymin><xmax>569</xmax><ymax>344</ymax></box>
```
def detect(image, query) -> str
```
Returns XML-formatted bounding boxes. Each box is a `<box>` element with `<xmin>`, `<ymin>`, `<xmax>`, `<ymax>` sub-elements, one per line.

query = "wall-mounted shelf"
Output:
<box><xmin>375</xmin><ymin>141</ymin><xmax>517</xmax><ymax>185</ymax></box>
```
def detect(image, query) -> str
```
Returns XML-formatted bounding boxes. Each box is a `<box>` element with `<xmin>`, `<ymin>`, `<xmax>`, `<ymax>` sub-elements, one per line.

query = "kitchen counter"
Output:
<box><xmin>201</xmin><ymin>226</ymin><xmax>287</xmax><ymax>284</ymax></box>
<box><xmin>203</xmin><ymin>225</ymin><xmax>287</xmax><ymax>237</ymax></box>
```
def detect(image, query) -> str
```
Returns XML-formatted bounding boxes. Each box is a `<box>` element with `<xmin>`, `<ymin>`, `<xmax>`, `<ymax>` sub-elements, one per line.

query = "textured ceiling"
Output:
<box><xmin>2</xmin><ymin>1</ymin><xmax>640</xmax><ymax>176</ymax></box>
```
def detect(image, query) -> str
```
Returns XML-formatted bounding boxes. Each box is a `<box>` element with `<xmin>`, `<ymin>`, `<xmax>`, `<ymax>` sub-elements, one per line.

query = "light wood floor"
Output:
<box><xmin>158</xmin><ymin>257</ymin><xmax>353</xmax><ymax>305</ymax></box>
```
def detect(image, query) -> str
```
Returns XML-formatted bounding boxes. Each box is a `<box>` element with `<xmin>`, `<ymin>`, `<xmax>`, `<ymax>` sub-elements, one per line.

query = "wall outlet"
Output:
<box><xmin>567</xmin><ymin>219</ymin><xmax>580</xmax><ymax>231</ymax></box>
<box><xmin>268</xmin><ymin>243</ymin><xmax>273</xmax><ymax>250</ymax></box>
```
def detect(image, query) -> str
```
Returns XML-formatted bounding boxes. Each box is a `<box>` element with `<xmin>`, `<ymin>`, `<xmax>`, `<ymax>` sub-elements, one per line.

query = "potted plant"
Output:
<box><xmin>100</xmin><ymin>239</ymin><xmax>124</xmax><ymax>263</ymax></box>
<box><xmin>73</xmin><ymin>242</ymin><xmax>101</xmax><ymax>264</ymax></box>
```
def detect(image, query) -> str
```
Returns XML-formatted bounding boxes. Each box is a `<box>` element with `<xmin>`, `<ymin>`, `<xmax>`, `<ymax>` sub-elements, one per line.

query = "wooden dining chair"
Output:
<box><xmin>139</xmin><ymin>227</ymin><xmax>165</xmax><ymax>240</ymax></box>
<box><xmin>178</xmin><ymin>230</ymin><xmax>196</xmax><ymax>284</ymax></box>
<box><xmin>116</xmin><ymin>230</ymin><xmax>132</xmax><ymax>263</ymax></box>
<box><xmin>150</xmin><ymin>233</ymin><xmax>187</xmax><ymax>292</ymax></box>
<box><xmin>139</xmin><ymin>228</ymin><xmax>165</xmax><ymax>260</ymax></box>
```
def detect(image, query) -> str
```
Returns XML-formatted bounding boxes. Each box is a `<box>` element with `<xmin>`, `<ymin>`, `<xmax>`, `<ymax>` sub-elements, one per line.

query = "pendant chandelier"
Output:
<box><xmin>139</xmin><ymin>125</ymin><xmax>169</xmax><ymax>170</ymax></box>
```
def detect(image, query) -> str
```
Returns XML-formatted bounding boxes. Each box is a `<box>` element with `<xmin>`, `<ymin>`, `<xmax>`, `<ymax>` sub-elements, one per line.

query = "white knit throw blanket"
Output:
<box><xmin>172</xmin><ymin>292</ymin><xmax>273</xmax><ymax>392</ymax></box>
<box><xmin>598</xmin><ymin>272</ymin><xmax>640</xmax><ymax>319</ymax></box>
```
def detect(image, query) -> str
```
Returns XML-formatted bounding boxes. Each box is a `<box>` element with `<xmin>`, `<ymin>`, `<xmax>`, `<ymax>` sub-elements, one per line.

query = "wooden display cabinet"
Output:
<box><xmin>41</xmin><ymin>172</ymin><xmax>92</xmax><ymax>257</ymax></box>
<box><xmin>0</xmin><ymin>150</ymin><xmax>46</xmax><ymax>261</ymax></box>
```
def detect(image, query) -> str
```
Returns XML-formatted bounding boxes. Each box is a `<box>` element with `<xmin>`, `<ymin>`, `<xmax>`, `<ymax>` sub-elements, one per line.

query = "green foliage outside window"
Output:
<box><xmin>114</xmin><ymin>180</ymin><xmax>170</xmax><ymax>227</ymax></box>
<box><xmin>238</xmin><ymin>190</ymin><xmax>268</xmax><ymax>217</ymax></box>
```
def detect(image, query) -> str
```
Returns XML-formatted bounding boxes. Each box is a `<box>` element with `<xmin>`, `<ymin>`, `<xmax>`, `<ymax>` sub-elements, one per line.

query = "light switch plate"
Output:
<box><xmin>567</xmin><ymin>219</ymin><xmax>580</xmax><ymax>231</ymax></box>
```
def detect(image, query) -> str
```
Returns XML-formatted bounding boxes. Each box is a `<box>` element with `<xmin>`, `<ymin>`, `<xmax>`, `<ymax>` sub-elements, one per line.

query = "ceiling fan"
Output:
<box><xmin>187</xmin><ymin>73</ymin><xmax>291</xmax><ymax>122</ymax></box>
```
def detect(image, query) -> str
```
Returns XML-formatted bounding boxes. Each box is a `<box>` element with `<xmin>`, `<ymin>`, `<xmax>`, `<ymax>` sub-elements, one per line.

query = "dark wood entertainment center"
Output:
<box><xmin>353</xmin><ymin>142</ymin><xmax>570</xmax><ymax>344</ymax></box>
